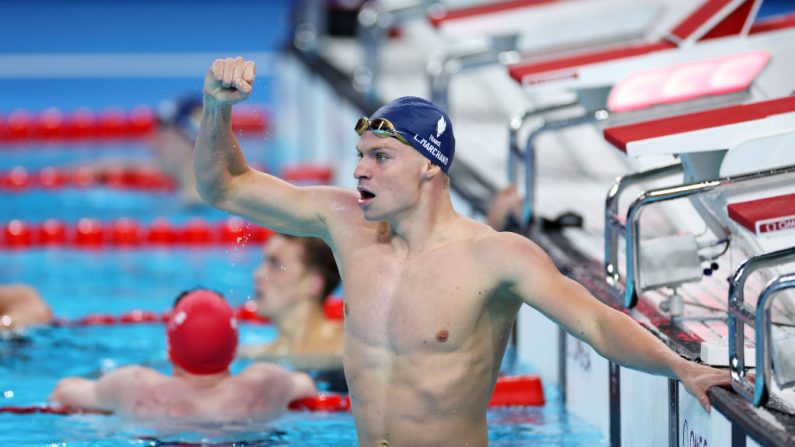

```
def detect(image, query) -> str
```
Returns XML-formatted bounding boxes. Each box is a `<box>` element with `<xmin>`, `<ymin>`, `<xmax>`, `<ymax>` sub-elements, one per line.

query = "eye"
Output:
<box><xmin>356</xmin><ymin>151</ymin><xmax>363</xmax><ymax>160</ymax></box>
<box><xmin>375</xmin><ymin>153</ymin><xmax>388</xmax><ymax>162</ymax></box>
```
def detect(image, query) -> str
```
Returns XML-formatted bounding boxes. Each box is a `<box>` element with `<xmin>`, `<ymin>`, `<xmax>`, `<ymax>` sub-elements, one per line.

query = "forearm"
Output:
<box><xmin>590</xmin><ymin>310</ymin><xmax>686</xmax><ymax>379</ymax></box>
<box><xmin>193</xmin><ymin>99</ymin><xmax>250</xmax><ymax>205</ymax></box>
<box><xmin>50</xmin><ymin>378</ymin><xmax>103</xmax><ymax>409</ymax></box>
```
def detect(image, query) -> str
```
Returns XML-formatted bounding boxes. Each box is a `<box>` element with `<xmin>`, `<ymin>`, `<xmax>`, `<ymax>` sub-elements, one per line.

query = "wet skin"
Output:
<box><xmin>195</xmin><ymin>57</ymin><xmax>732</xmax><ymax>446</ymax></box>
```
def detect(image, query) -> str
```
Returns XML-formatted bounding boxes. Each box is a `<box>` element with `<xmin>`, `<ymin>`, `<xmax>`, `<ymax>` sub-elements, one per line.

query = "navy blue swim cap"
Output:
<box><xmin>370</xmin><ymin>97</ymin><xmax>455</xmax><ymax>174</ymax></box>
<box><xmin>156</xmin><ymin>95</ymin><xmax>202</xmax><ymax>141</ymax></box>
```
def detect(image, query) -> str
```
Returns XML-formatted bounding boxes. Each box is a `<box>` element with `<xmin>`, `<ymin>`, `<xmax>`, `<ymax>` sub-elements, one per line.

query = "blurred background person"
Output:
<box><xmin>238</xmin><ymin>234</ymin><xmax>345</xmax><ymax>390</ymax></box>
<box><xmin>50</xmin><ymin>288</ymin><xmax>316</xmax><ymax>419</ymax></box>
<box><xmin>151</xmin><ymin>94</ymin><xmax>204</xmax><ymax>206</ymax></box>
<box><xmin>0</xmin><ymin>284</ymin><xmax>53</xmax><ymax>331</ymax></box>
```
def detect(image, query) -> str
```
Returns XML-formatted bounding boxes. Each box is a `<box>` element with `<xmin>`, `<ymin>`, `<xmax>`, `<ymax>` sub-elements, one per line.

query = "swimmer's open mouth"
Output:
<box><xmin>358</xmin><ymin>187</ymin><xmax>376</xmax><ymax>203</ymax></box>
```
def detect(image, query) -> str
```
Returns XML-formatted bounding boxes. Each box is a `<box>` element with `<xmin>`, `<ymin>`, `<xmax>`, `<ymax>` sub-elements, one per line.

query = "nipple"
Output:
<box><xmin>436</xmin><ymin>329</ymin><xmax>449</xmax><ymax>343</ymax></box>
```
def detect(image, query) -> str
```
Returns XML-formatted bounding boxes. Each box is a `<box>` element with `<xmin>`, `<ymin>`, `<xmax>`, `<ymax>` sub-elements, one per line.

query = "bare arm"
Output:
<box><xmin>241</xmin><ymin>363</ymin><xmax>318</xmax><ymax>403</ymax></box>
<box><xmin>496</xmin><ymin>234</ymin><xmax>729</xmax><ymax>411</ymax></box>
<box><xmin>49</xmin><ymin>377</ymin><xmax>102</xmax><ymax>409</ymax></box>
<box><xmin>91</xmin><ymin>366</ymin><xmax>153</xmax><ymax>411</ymax></box>
<box><xmin>0</xmin><ymin>284</ymin><xmax>52</xmax><ymax>329</ymax></box>
<box><xmin>194</xmin><ymin>57</ymin><xmax>354</xmax><ymax>237</ymax></box>
<box><xmin>291</xmin><ymin>371</ymin><xmax>318</xmax><ymax>400</ymax></box>
<box><xmin>50</xmin><ymin>367</ymin><xmax>153</xmax><ymax>412</ymax></box>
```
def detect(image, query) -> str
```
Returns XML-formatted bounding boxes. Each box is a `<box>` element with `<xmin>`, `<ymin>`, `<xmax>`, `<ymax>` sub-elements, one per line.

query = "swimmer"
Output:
<box><xmin>194</xmin><ymin>57</ymin><xmax>729</xmax><ymax>446</ymax></box>
<box><xmin>50</xmin><ymin>288</ymin><xmax>315</xmax><ymax>419</ymax></box>
<box><xmin>0</xmin><ymin>284</ymin><xmax>52</xmax><ymax>331</ymax></box>
<box><xmin>486</xmin><ymin>186</ymin><xmax>524</xmax><ymax>231</ymax></box>
<box><xmin>151</xmin><ymin>95</ymin><xmax>205</xmax><ymax>206</ymax></box>
<box><xmin>238</xmin><ymin>234</ymin><xmax>345</xmax><ymax>376</ymax></box>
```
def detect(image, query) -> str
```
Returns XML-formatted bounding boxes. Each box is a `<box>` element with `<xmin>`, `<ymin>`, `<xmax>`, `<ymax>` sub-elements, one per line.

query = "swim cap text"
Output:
<box><xmin>413</xmin><ymin>134</ymin><xmax>449</xmax><ymax>166</ymax></box>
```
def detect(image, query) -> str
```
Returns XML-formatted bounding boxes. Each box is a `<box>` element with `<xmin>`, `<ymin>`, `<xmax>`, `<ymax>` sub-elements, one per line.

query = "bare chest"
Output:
<box><xmin>341</xmin><ymin>247</ymin><xmax>494</xmax><ymax>351</ymax></box>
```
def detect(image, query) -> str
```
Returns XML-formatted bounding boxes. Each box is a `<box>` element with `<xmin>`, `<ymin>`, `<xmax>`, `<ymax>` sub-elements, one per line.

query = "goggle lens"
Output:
<box><xmin>354</xmin><ymin>117</ymin><xmax>409</xmax><ymax>145</ymax></box>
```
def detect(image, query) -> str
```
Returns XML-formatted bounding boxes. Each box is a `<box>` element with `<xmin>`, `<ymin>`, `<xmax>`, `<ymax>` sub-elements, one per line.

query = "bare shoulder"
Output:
<box><xmin>471</xmin><ymin>228</ymin><xmax>555</xmax><ymax>279</ymax></box>
<box><xmin>307</xmin><ymin>186</ymin><xmax>380</xmax><ymax>239</ymax></box>
<box><xmin>100</xmin><ymin>365</ymin><xmax>164</xmax><ymax>387</ymax></box>
<box><xmin>113</xmin><ymin>365</ymin><xmax>162</xmax><ymax>378</ymax></box>
<box><xmin>235</xmin><ymin>363</ymin><xmax>301</xmax><ymax>397</ymax></box>
<box><xmin>471</xmin><ymin>224</ymin><xmax>543</xmax><ymax>256</ymax></box>
<box><xmin>238</xmin><ymin>362</ymin><xmax>292</xmax><ymax>381</ymax></box>
<box><xmin>94</xmin><ymin>366</ymin><xmax>169</xmax><ymax>409</ymax></box>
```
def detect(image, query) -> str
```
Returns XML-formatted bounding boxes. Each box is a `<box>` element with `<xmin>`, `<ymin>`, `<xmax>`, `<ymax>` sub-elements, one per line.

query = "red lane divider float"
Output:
<box><xmin>289</xmin><ymin>375</ymin><xmax>545</xmax><ymax>411</ymax></box>
<box><xmin>281</xmin><ymin>164</ymin><xmax>335</xmax><ymax>185</ymax></box>
<box><xmin>62</xmin><ymin>305</ymin><xmax>269</xmax><ymax>327</ymax></box>
<box><xmin>0</xmin><ymin>165</ymin><xmax>176</xmax><ymax>191</ymax></box>
<box><xmin>0</xmin><ymin>375</ymin><xmax>543</xmax><ymax>417</ymax></box>
<box><xmin>1</xmin><ymin>217</ymin><xmax>275</xmax><ymax>249</ymax></box>
<box><xmin>289</xmin><ymin>393</ymin><xmax>351</xmax><ymax>412</ymax></box>
<box><xmin>489</xmin><ymin>375</ymin><xmax>545</xmax><ymax>407</ymax></box>
<box><xmin>56</xmin><ymin>298</ymin><xmax>345</xmax><ymax>327</ymax></box>
<box><xmin>0</xmin><ymin>105</ymin><xmax>268</xmax><ymax>143</ymax></box>
<box><xmin>0</xmin><ymin>162</ymin><xmax>332</xmax><ymax>192</ymax></box>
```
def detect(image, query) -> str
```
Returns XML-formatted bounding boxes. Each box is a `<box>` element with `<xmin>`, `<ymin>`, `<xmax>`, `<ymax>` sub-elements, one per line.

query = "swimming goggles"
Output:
<box><xmin>355</xmin><ymin>117</ymin><xmax>411</xmax><ymax>146</ymax></box>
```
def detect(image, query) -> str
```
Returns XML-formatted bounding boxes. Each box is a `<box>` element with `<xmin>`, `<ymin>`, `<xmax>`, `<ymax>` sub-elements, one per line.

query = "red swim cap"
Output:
<box><xmin>167</xmin><ymin>289</ymin><xmax>238</xmax><ymax>375</ymax></box>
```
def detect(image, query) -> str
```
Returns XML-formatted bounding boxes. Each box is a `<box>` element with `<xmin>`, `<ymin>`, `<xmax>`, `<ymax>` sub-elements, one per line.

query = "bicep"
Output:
<box><xmin>221</xmin><ymin>169</ymin><xmax>353</xmax><ymax>238</ymax></box>
<box><xmin>506</xmin><ymin>241</ymin><xmax>607</xmax><ymax>345</ymax></box>
<box><xmin>524</xmin><ymin>271</ymin><xmax>609</xmax><ymax>344</ymax></box>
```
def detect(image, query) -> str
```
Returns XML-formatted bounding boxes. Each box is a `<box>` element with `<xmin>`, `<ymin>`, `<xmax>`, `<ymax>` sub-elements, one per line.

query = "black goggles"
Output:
<box><xmin>354</xmin><ymin>117</ymin><xmax>411</xmax><ymax>146</ymax></box>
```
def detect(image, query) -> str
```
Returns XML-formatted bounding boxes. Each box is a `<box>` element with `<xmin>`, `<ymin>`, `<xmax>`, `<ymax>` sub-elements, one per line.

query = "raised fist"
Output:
<box><xmin>203</xmin><ymin>57</ymin><xmax>257</xmax><ymax>105</ymax></box>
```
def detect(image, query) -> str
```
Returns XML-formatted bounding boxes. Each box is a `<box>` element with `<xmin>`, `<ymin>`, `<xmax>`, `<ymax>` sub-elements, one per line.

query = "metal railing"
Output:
<box><xmin>729</xmin><ymin>248</ymin><xmax>795</xmax><ymax>406</ymax></box>
<box><xmin>604</xmin><ymin>163</ymin><xmax>684</xmax><ymax>288</ymax></box>
<box><xmin>506</xmin><ymin>104</ymin><xmax>607</xmax><ymax>231</ymax></box>
<box><xmin>604</xmin><ymin>164</ymin><xmax>795</xmax><ymax>308</ymax></box>
<box><xmin>427</xmin><ymin>35</ymin><xmax>519</xmax><ymax>113</ymax></box>
<box><xmin>357</xmin><ymin>0</ymin><xmax>431</xmax><ymax>101</ymax></box>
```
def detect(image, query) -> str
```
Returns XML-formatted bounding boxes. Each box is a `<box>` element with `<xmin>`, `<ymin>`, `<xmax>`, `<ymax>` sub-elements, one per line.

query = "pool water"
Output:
<box><xmin>0</xmin><ymin>249</ymin><xmax>606</xmax><ymax>446</ymax></box>
<box><xmin>0</xmin><ymin>0</ymin><xmax>606</xmax><ymax>439</ymax></box>
<box><xmin>0</xmin><ymin>143</ymin><xmax>607</xmax><ymax>445</ymax></box>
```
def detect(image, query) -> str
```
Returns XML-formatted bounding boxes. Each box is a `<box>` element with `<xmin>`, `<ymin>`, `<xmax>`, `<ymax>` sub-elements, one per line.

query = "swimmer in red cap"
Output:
<box><xmin>0</xmin><ymin>284</ymin><xmax>52</xmax><ymax>331</ymax></box>
<box><xmin>167</xmin><ymin>287</ymin><xmax>239</xmax><ymax>375</ymax></box>
<box><xmin>50</xmin><ymin>288</ymin><xmax>315</xmax><ymax>419</ymax></box>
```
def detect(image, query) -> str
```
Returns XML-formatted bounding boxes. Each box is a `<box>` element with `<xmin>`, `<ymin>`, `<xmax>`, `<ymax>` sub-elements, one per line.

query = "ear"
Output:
<box><xmin>422</xmin><ymin>161</ymin><xmax>443</xmax><ymax>180</ymax></box>
<box><xmin>304</xmin><ymin>270</ymin><xmax>325</xmax><ymax>300</ymax></box>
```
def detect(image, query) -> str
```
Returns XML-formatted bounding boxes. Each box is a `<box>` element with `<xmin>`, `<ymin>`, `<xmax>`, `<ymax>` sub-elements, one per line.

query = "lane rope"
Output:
<box><xmin>0</xmin><ymin>375</ymin><xmax>544</xmax><ymax>416</ymax></box>
<box><xmin>1</xmin><ymin>217</ymin><xmax>272</xmax><ymax>249</ymax></box>
<box><xmin>0</xmin><ymin>162</ymin><xmax>333</xmax><ymax>192</ymax></box>
<box><xmin>0</xmin><ymin>166</ymin><xmax>175</xmax><ymax>191</ymax></box>
<box><xmin>0</xmin><ymin>105</ymin><xmax>267</xmax><ymax>143</ymax></box>
<box><xmin>54</xmin><ymin>298</ymin><xmax>344</xmax><ymax>326</ymax></box>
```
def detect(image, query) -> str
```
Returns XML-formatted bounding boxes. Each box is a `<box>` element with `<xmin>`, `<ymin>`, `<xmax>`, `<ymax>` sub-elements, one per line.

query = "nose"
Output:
<box><xmin>353</xmin><ymin>157</ymin><xmax>370</xmax><ymax>180</ymax></box>
<box><xmin>254</xmin><ymin>261</ymin><xmax>267</xmax><ymax>282</ymax></box>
